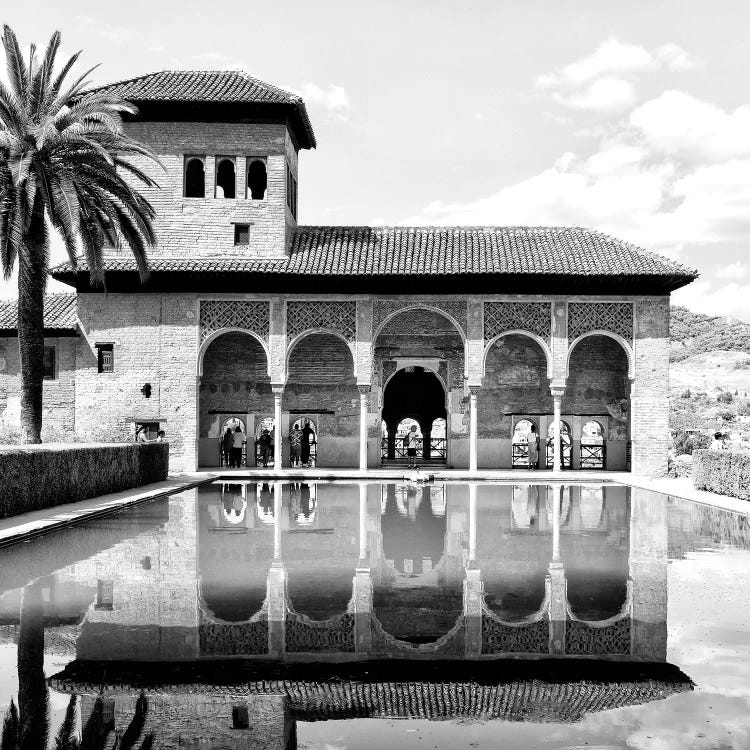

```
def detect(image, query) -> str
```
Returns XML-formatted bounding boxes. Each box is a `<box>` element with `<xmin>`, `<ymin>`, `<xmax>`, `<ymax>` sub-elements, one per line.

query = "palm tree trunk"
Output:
<box><xmin>17</xmin><ymin>202</ymin><xmax>47</xmax><ymax>444</ymax></box>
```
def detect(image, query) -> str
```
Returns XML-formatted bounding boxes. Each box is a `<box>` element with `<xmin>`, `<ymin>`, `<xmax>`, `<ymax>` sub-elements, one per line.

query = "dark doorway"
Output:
<box><xmin>381</xmin><ymin>368</ymin><xmax>447</xmax><ymax>465</ymax></box>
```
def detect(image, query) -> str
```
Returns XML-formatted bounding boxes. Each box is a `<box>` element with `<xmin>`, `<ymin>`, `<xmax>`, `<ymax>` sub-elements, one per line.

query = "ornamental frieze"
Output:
<box><xmin>373</xmin><ymin>299</ymin><xmax>468</xmax><ymax>337</ymax></box>
<box><xmin>286</xmin><ymin>301</ymin><xmax>357</xmax><ymax>342</ymax></box>
<box><xmin>567</xmin><ymin>302</ymin><xmax>634</xmax><ymax>341</ymax></box>
<box><xmin>483</xmin><ymin>302</ymin><xmax>552</xmax><ymax>343</ymax></box>
<box><xmin>199</xmin><ymin>300</ymin><xmax>270</xmax><ymax>344</ymax></box>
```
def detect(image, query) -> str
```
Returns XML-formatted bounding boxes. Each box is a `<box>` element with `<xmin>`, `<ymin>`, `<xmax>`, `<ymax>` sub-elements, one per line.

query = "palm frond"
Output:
<box><xmin>2</xmin><ymin>26</ymin><xmax>29</xmax><ymax>104</ymax></box>
<box><xmin>1</xmin><ymin>699</ymin><xmax>20</xmax><ymax>750</ymax></box>
<box><xmin>54</xmin><ymin>695</ymin><xmax>79</xmax><ymax>750</ymax></box>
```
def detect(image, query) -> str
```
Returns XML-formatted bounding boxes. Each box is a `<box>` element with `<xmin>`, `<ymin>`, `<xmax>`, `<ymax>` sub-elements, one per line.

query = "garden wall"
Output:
<box><xmin>693</xmin><ymin>450</ymin><xmax>750</xmax><ymax>501</ymax></box>
<box><xmin>0</xmin><ymin>442</ymin><xmax>169</xmax><ymax>519</ymax></box>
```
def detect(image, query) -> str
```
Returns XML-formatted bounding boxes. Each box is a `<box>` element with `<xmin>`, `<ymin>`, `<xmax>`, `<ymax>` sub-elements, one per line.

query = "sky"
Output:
<box><xmin>2</xmin><ymin>0</ymin><xmax>750</xmax><ymax>321</ymax></box>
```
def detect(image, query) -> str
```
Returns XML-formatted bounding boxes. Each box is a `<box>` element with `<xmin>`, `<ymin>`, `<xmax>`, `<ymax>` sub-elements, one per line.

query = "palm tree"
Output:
<box><xmin>0</xmin><ymin>25</ymin><xmax>159</xmax><ymax>442</ymax></box>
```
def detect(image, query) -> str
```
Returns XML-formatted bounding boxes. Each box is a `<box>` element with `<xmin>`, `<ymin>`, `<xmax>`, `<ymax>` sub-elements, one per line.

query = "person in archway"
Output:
<box><xmin>407</xmin><ymin>424</ymin><xmax>420</xmax><ymax>469</ymax></box>
<box><xmin>258</xmin><ymin>428</ymin><xmax>272</xmax><ymax>468</ymax></box>
<box><xmin>222</xmin><ymin>427</ymin><xmax>233</xmax><ymax>467</ymax></box>
<box><xmin>301</xmin><ymin>419</ymin><xmax>315</xmax><ymax>467</ymax></box>
<box><xmin>527</xmin><ymin>424</ymin><xmax>540</xmax><ymax>470</ymax></box>
<box><xmin>230</xmin><ymin>425</ymin><xmax>245</xmax><ymax>468</ymax></box>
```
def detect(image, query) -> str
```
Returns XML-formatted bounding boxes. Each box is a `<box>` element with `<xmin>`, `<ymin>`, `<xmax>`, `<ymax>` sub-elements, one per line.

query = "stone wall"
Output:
<box><xmin>121</xmin><ymin>121</ymin><xmax>296</xmax><ymax>259</ymax></box>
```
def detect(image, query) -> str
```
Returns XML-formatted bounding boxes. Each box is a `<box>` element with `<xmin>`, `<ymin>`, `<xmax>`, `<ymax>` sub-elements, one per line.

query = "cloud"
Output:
<box><xmin>78</xmin><ymin>17</ymin><xmax>140</xmax><ymax>46</ymax></box>
<box><xmin>715</xmin><ymin>261</ymin><xmax>747</xmax><ymax>280</ymax></box>
<box><xmin>672</xmin><ymin>280</ymin><xmax>750</xmax><ymax>322</ymax></box>
<box><xmin>190</xmin><ymin>52</ymin><xmax>250</xmax><ymax>71</ymax></box>
<box><xmin>630</xmin><ymin>91</ymin><xmax>750</xmax><ymax>160</ymax></box>
<box><xmin>291</xmin><ymin>82</ymin><xmax>351</xmax><ymax>120</ymax></box>
<box><xmin>537</xmin><ymin>38</ymin><xmax>696</xmax><ymax>112</ymax></box>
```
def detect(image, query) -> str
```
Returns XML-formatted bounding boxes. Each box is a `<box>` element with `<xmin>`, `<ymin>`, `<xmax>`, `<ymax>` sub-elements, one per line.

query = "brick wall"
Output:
<box><xmin>120</xmin><ymin>121</ymin><xmax>296</xmax><ymax>258</ymax></box>
<box><xmin>0</xmin><ymin>336</ymin><xmax>77</xmax><ymax>440</ymax></box>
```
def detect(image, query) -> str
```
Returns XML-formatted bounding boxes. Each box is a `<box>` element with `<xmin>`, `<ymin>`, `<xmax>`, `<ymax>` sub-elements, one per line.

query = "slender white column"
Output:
<box><xmin>469</xmin><ymin>385</ymin><xmax>480</xmax><ymax>472</ymax></box>
<box><xmin>551</xmin><ymin>387</ymin><xmax>564</xmax><ymax>472</ymax></box>
<box><xmin>358</xmin><ymin>386</ymin><xmax>370</xmax><ymax>471</ymax></box>
<box><xmin>551</xmin><ymin>483</ymin><xmax>561</xmax><ymax>561</ymax></box>
<box><xmin>468</xmin><ymin>482</ymin><xmax>477</xmax><ymax>563</ymax></box>
<box><xmin>358</xmin><ymin>482</ymin><xmax>368</xmax><ymax>563</ymax></box>
<box><xmin>272</xmin><ymin>385</ymin><xmax>284</xmax><ymax>469</ymax></box>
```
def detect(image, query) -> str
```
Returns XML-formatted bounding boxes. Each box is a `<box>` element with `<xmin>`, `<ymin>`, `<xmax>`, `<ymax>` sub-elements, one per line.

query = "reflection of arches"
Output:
<box><xmin>221</xmin><ymin>483</ymin><xmax>247</xmax><ymax>525</ymax></box>
<box><xmin>255</xmin><ymin>483</ymin><xmax>276</xmax><ymax>524</ymax></box>
<box><xmin>483</xmin><ymin>331</ymin><xmax>552</xmax><ymax>379</ymax></box>
<box><xmin>289</xmin><ymin>482</ymin><xmax>317</xmax><ymax>525</ymax></box>
<box><xmin>567</xmin><ymin>331</ymin><xmax>634</xmax><ymax>379</ymax></box>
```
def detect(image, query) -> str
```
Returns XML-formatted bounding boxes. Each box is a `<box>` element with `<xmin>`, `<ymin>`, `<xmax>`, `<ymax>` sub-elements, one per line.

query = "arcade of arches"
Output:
<box><xmin>196</xmin><ymin>297</ymin><xmax>658</xmax><ymax>473</ymax></box>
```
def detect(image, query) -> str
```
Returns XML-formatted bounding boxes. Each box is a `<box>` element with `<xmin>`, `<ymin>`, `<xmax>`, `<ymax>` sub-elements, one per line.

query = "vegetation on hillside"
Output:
<box><xmin>670</xmin><ymin>306</ymin><xmax>750</xmax><ymax>362</ymax></box>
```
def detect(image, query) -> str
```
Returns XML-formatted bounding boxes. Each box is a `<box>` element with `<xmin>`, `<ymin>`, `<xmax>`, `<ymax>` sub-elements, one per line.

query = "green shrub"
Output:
<box><xmin>693</xmin><ymin>450</ymin><xmax>750</xmax><ymax>501</ymax></box>
<box><xmin>717</xmin><ymin>391</ymin><xmax>734</xmax><ymax>404</ymax></box>
<box><xmin>673</xmin><ymin>430</ymin><xmax>711</xmax><ymax>455</ymax></box>
<box><xmin>0</xmin><ymin>443</ymin><xmax>169</xmax><ymax>519</ymax></box>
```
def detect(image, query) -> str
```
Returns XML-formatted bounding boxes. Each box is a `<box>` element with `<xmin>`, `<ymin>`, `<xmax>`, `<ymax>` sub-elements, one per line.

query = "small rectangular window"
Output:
<box><xmin>101</xmin><ymin>699</ymin><xmax>115</xmax><ymax>728</ymax></box>
<box><xmin>232</xmin><ymin>705</ymin><xmax>250</xmax><ymax>729</ymax></box>
<box><xmin>97</xmin><ymin>343</ymin><xmax>114</xmax><ymax>373</ymax></box>
<box><xmin>234</xmin><ymin>224</ymin><xmax>250</xmax><ymax>246</ymax></box>
<box><xmin>96</xmin><ymin>579</ymin><xmax>114</xmax><ymax>611</ymax></box>
<box><xmin>43</xmin><ymin>346</ymin><xmax>56</xmax><ymax>380</ymax></box>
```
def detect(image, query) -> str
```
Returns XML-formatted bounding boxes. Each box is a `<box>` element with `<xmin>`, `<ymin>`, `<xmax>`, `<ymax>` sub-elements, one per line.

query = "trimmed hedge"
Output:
<box><xmin>0</xmin><ymin>442</ymin><xmax>169</xmax><ymax>519</ymax></box>
<box><xmin>692</xmin><ymin>449</ymin><xmax>750</xmax><ymax>501</ymax></box>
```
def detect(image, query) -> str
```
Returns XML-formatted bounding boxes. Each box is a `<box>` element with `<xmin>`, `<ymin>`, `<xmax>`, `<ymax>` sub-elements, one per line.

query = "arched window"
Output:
<box><xmin>546</xmin><ymin>420</ymin><xmax>572</xmax><ymax>469</ymax></box>
<box><xmin>511</xmin><ymin>418</ymin><xmax>537</xmax><ymax>468</ymax></box>
<box><xmin>581</xmin><ymin>420</ymin><xmax>606</xmax><ymax>469</ymax></box>
<box><xmin>216</xmin><ymin>158</ymin><xmax>236</xmax><ymax>199</ymax></box>
<box><xmin>291</xmin><ymin>417</ymin><xmax>317</xmax><ymax>467</ymax></box>
<box><xmin>247</xmin><ymin>159</ymin><xmax>267</xmax><ymax>200</ymax></box>
<box><xmin>255</xmin><ymin>416</ymin><xmax>276</xmax><ymax>468</ymax></box>
<box><xmin>184</xmin><ymin>157</ymin><xmax>205</xmax><ymax>197</ymax></box>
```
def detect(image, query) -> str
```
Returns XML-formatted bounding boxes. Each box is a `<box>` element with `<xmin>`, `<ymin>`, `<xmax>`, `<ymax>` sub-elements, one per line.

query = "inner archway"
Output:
<box><xmin>381</xmin><ymin>368</ymin><xmax>447</xmax><ymax>465</ymax></box>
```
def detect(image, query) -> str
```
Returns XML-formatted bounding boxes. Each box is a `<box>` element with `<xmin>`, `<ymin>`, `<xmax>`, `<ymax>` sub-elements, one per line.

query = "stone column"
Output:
<box><xmin>358</xmin><ymin>386</ymin><xmax>370</xmax><ymax>470</ymax></box>
<box><xmin>272</xmin><ymin>385</ymin><xmax>284</xmax><ymax>469</ymax></box>
<box><xmin>469</xmin><ymin>385</ymin><xmax>480</xmax><ymax>472</ymax></box>
<box><xmin>550</xmin><ymin>386</ymin><xmax>565</xmax><ymax>472</ymax></box>
<box><xmin>268</xmin><ymin>484</ymin><xmax>287</xmax><ymax>656</ymax></box>
<box><xmin>547</xmin><ymin>484</ymin><xmax>566</xmax><ymax>655</ymax></box>
<box><xmin>352</xmin><ymin>483</ymin><xmax>373</xmax><ymax>653</ymax></box>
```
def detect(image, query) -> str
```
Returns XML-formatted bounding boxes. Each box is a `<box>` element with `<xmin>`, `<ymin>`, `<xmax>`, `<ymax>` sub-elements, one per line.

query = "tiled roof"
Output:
<box><xmin>88</xmin><ymin>70</ymin><xmax>316</xmax><ymax>148</ymax></box>
<box><xmin>50</xmin><ymin>226</ymin><xmax>697</xmax><ymax>281</ymax></box>
<box><xmin>0</xmin><ymin>294</ymin><xmax>77</xmax><ymax>332</ymax></box>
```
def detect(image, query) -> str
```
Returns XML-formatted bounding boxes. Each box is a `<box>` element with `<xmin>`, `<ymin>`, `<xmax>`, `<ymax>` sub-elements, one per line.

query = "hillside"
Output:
<box><xmin>670</xmin><ymin>306</ymin><xmax>750</xmax><ymax>362</ymax></box>
<box><xmin>668</xmin><ymin>306</ymin><xmax>750</xmax><ymax>433</ymax></box>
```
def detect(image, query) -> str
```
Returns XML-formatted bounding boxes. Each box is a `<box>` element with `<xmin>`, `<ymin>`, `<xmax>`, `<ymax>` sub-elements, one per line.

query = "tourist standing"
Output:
<box><xmin>407</xmin><ymin>424</ymin><xmax>419</xmax><ymax>469</ymax></box>
<box><xmin>301</xmin><ymin>419</ymin><xmax>315</xmax><ymax>466</ymax></box>
<box><xmin>258</xmin><ymin>428</ymin><xmax>272</xmax><ymax>468</ymax></box>
<box><xmin>290</xmin><ymin>424</ymin><xmax>302</xmax><ymax>467</ymax></box>
<box><xmin>230</xmin><ymin>425</ymin><xmax>245</xmax><ymax>467</ymax></box>
<box><xmin>527</xmin><ymin>424</ymin><xmax>539</xmax><ymax>470</ymax></box>
<box><xmin>710</xmin><ymin>432</ymin><xmax>725</xmax><ymax>450</ymax></box>
<box><xmin>222</xmin><ymin>427</ymin><xmax>233</xmax><ymax>467</ymax></box>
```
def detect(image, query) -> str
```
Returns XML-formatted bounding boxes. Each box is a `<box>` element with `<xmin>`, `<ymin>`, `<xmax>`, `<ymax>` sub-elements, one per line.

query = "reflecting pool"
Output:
<box><xmin>1</xmin><ymin>481</ymin><xmax>749</xmax><ymax>749</ymax></box>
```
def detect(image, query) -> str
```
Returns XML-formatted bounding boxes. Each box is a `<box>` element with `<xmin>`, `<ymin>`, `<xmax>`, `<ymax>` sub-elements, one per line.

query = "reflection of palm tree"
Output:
<box><xmin>1</xmin><ymin>580</ymin><xmax>153</xmax><ymax>750</ymax></box>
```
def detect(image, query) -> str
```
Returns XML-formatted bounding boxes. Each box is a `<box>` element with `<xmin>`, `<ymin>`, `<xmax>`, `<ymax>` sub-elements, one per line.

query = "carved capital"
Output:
<box><xmin>358</xmin><ymin>384</ymin><xmax>371</xmax><ymax>395</ymax></box>
<box><xmin>550</xmin><ymin>386</ymin><xmax>566</xmax><ymax>399</ymax></box>
<box><xmin>271</xmin><ymin>384</ymin><xmax>285</xmax><ymax>396</ymax></box>
<box><xmin>468</xmin><ymin>385</ymin><xmax>482</xmax><ymax>396</ymax></box>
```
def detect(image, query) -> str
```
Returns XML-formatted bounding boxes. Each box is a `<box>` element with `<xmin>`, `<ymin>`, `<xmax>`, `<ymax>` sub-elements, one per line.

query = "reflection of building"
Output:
<box><xmin>0</xmin><ymin>69</ymin><xmax>696</xmax><ymax>476</ymax></box>
<box><xmin>37</xmin><ymin>481</ymin><xmax>687</xmax><ymax>749</ymax></box>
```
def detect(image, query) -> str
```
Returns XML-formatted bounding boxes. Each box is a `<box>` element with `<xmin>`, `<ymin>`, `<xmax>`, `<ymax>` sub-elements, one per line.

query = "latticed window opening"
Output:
<box><xmin>484</xmin><ymin>302</ymin><xmax>552</xmax><ymax>342</ymax></box>
<box><xmin>199</xmin><ymin>301</ymin><xmax>270</xmax><ymax>343</ymax></box>
<box><xmin>568</xmin><ymin>302</ymin><xmax>633</xmax><ymax>341</ymax></box>
<box><xmin>286</xmin><ymin>301</ymin><xmax>356</xmax><ymax>341</ymax></box>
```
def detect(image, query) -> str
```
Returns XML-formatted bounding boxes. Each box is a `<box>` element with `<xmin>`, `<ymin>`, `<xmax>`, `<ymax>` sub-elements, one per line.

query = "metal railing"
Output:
<box><xmin>546</xmin><ymin>440</ymin><xmax>572</xmax><ymax>469</ymax></box>
<box><xmin>580</xmin><ymin>443</ymin><xmax>606</xmax><ymax>469</ymax></box>
<box><xmin>380</xmin><ymin>437</ymin><xmax>447</xmax><ymax>461</ymax></box>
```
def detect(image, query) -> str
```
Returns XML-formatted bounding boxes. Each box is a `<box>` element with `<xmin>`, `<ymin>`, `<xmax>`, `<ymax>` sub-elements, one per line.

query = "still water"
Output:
<box><xmin>1</xmin><ymin>481</ymin><xmax>749</xmax><ymax>749</ymax></box>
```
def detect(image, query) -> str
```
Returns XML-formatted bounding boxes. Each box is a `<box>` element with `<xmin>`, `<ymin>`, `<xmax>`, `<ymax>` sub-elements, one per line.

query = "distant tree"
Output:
<box><xmin>717</xmin><ymin>409</ymin><xmax>735</xmax><ymax>422</ymax></box>
<box><xmin>717</xmin><ymin>391</ymin><xmax>734</xmax><ymax>404</ymax></box>
<box><xmin>680</xmin><ymin>388</ymin><xmax>691</xmax><ymax>399</ymax></box>
<box><xmin>673</xmin><ymin>430</ymin><xmax>711</xmax><ymax>455</ymax></box>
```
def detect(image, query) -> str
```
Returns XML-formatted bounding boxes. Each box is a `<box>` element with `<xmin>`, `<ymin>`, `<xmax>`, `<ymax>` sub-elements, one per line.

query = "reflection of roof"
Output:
<box><xmin>50</xmin><ymin>227</ymin><xmax>698</xmax><ymax>294</ymax></box>
<box><xmin>87</xmin><ymin>70</ymin><xmax>316</xmax><ymax>149</ymax></box>
<box><xmin>0</xmin><ymin>293</ymin><xmax>77</xmax><ymax>334</ymax></box>
<box><xmin>50</xmin><ymin>659</ymin><xmax>693</xmax><ymax>723</ymax></box>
